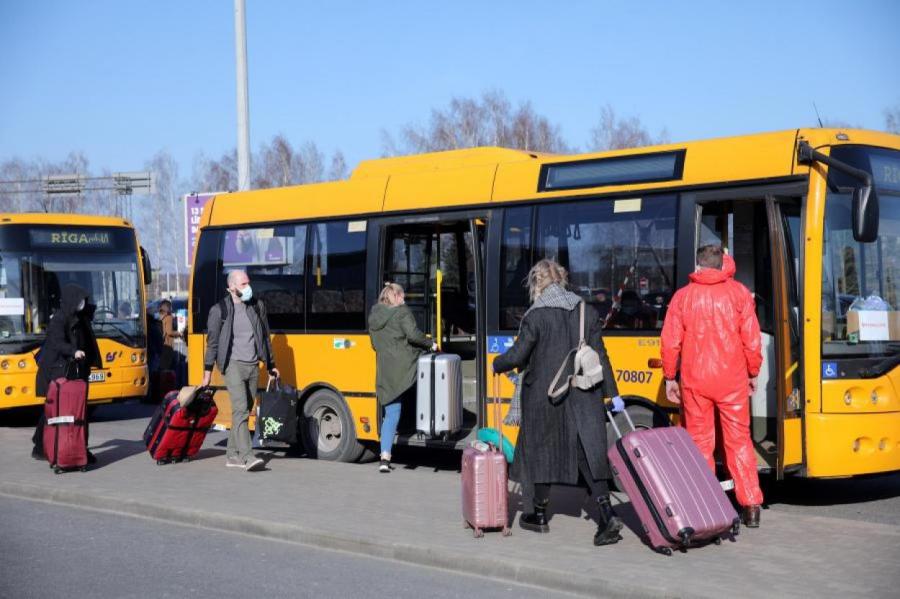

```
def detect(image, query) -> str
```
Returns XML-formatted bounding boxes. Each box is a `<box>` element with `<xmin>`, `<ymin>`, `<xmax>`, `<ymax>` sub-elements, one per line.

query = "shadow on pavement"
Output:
<box><xmin>90</xmin><ymin>438</ymin><xmax>149</xmax><ymax>468</ymax></box>
<box><xmin>762</xmin><ymin>472</ymin><xmax>900</xmax><ymax>506</ymax></box>
<box><xmin>90</xmin><ymin>401</ymin><xmax>157</xmax><ymax>423</ymax></box>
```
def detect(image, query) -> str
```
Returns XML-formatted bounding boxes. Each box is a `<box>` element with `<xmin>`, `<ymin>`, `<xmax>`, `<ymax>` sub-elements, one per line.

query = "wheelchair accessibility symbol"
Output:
<box><xmin>822</xmin><ymin>362</ymin><xmax>839</xmax><ymax>379</ymax></box>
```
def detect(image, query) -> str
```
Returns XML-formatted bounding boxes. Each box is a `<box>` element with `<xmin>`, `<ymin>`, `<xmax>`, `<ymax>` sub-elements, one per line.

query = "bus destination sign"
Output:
<box><xmin>30</xmin><ymin>229</ymin><xmax>114</xmax><ymax>249</ymax></box>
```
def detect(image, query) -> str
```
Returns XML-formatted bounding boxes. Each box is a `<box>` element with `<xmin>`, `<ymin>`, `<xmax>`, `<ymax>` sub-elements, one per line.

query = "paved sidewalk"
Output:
<box><xmin>1</xmin><ymin>408</ymin><xmax>898</xmax><ymax>598</ymax></box>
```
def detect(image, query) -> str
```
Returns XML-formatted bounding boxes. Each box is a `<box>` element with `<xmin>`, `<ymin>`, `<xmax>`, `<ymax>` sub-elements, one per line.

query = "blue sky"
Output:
<box><xmin>1</xmin><ymin>0</ymin><xmax>898</xmax><ymax>180</ymax></box>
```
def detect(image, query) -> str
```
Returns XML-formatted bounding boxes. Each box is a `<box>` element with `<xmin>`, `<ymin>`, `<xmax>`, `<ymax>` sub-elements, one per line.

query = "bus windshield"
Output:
<box><xmin>822</xmin><ymin>146</ymin><xmax>900</xmax><ymax>358</ymax></box>
<box><xmin>0</xmin><ymin>225</ymin><xmax>145</xmax><ymax>353</ymax></box>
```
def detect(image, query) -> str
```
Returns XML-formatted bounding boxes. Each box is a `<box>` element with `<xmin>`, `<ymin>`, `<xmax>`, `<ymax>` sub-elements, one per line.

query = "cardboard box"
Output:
<box><xmin>846</xmin><ymin>310</ymin><xmax>900</xmax><ymax>342</ymax></box>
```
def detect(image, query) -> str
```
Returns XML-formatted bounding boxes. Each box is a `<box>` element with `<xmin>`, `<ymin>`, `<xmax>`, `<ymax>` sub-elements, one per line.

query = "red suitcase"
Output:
<box><xmin>43</xmin><ymin>376</ymin><xmax>89</xmax><ymax>473</ymax></box>
<box><xmin>461</xmin><ymin>375</ymin><xmax>511</xmax><ymax>538</ymax></box>
<box><xmin>606</xmin><ymin>410</ymin><xmax>740</xmax><ymax>555</ymax></box>
<box><xmin>143</xmin><ymin>388</ymin><xmax>218</xmax><ymax>464</ymax></box>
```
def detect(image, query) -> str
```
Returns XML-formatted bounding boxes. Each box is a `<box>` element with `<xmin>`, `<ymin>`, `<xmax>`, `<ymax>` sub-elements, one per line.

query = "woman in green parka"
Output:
<box><xmin>369</xmin><ymin>283</ymin><xmax>437</xmax><ymax>472</ymax></box>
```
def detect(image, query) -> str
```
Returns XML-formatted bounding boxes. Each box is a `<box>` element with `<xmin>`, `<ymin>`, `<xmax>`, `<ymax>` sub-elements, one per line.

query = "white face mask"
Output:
<box><xmin>239</xmin><ymin>285</ymin><xmax>253</xmax><ymax>302</ymax></box>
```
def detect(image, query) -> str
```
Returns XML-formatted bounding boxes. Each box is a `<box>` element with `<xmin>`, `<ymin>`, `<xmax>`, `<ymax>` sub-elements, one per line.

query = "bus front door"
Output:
<box><xmin>692</xmin><ymin>191</ymin><xmax>803</xmax><ymax>476</ymax></box>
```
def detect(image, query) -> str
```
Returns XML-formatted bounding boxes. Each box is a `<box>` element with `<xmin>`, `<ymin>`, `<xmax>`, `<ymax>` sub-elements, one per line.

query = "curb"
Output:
<box><xmin>0</xmin><ymin>480</ymin><xmax>687</xmax><ymax>599</ymax></box>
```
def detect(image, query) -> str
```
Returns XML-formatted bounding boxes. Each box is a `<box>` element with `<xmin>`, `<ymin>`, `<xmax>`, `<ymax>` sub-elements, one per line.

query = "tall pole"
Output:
<box><xmin>234</xmin><ymin>0</ymin><xmax>251</xmax><ymax>191</ymax></box>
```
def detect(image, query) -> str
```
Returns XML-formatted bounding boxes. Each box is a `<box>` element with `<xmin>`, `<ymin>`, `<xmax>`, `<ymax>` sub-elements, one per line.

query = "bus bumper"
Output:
<box><xmin>805</xmin><ymin>412</ymin><xmax>900</xmax><ymax>477</ymax></box>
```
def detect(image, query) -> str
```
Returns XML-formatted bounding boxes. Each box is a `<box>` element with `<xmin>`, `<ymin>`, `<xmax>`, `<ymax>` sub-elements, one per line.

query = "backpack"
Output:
<box><xmin>548</xmin><ymin>301</ymin><xmax>604</xmax><ymax>401</ymax></box>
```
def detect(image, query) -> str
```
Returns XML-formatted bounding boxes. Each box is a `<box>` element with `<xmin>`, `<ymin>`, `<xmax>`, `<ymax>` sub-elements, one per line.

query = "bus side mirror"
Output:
<box><xmin>140</xmin><ymin>246</ymin><xmax>153</xmax><ymax>285</ymax></box>
<box><xmin>852</xmin><ymin>184</ymin><xmax>879</xmax><ymax>243</ymax></box>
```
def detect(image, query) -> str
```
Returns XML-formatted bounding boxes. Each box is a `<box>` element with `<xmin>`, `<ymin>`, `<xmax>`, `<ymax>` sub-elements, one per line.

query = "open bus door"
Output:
<box><xmin>765</xmin><ymin>196</ymin><xmax>804</xmax><ymax>479</ymax></box>
<box><xmin>686</xmin><ymin>183</ymin><xmax>805</xmax><ymax>476</ymax></box>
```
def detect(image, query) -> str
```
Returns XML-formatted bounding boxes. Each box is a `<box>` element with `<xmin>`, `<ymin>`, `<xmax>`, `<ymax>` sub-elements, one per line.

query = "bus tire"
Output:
<box><xmin>300</xmin><ymin>389</ymin><xmax>364</xmax><ymax>463</ymax></box>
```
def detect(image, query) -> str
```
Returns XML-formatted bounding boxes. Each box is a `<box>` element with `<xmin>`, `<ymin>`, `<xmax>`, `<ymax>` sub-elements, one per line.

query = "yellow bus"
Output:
<box><xmin>188</xmin><ymin>128</ymin><xmax>899</xmax><ymax>479</ymax></box>
<box><xmin>0</xmin><ymin>214</ymin><xmax>152</xmax><ymax>411</ymax></box>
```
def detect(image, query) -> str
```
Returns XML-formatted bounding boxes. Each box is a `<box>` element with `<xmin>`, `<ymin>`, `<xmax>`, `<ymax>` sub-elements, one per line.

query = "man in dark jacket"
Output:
<box><xmin>32</xmin><ymin>284</ymin><xmax>102</xmax><ymax>460</ymax></box>
<box><xmin>201</xmin><ymin>270</ymin><xmax>278</xmax><ymax>471</ymax></box>
<box><xmin>493</xmin><ymin>260</ymin><xmax>625</xmax><ymax>546</ymax></box>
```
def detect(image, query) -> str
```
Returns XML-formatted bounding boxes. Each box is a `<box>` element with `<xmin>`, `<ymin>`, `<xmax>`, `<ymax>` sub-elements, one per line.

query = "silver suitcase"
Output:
<box><xmin>416</xmin><ymin>353</ymin><xmax>463</xmax><ymax>439</ymax></box>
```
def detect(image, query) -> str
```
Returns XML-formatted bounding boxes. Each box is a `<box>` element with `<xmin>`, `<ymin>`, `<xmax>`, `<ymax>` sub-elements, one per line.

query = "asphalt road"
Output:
<box><xmin>0</xmin><ymin>495</ymin><xmax>580</xmax><ymax>599</ymax></box>
<box><xmin>5</xmin><ymin>401</ymin><xmax>900</xmax><ymax>526</ymax></box>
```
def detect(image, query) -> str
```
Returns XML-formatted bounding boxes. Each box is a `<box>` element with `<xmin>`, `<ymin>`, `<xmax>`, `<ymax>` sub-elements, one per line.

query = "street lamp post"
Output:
<box><xmin>234</xmin><ymin>0</ymin><xmax>251</xmax><ymax>192</ymax></box>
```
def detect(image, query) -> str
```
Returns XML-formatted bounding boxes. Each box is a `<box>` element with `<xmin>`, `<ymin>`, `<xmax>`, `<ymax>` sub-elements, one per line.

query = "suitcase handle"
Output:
<box><xmin>605</xmin><ymin>404</ymin><xmax>637</xmax><ymax>440</ymax></box>
<box><xmin>492</xmin><ymin>373</ymin><xmax>503</xmax><ymax>450</ymax></box>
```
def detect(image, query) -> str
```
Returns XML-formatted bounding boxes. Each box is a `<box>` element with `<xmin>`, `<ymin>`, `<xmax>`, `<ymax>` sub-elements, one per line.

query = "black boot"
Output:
<box><xmin>742</xmin><ymin>505</ymin><xmax>761</xmax><ymax>528</ymax></box>
<box><xmin>519</xmin><ymin>499</ymin><xmax>550</xmax><ymax>533</ymax></box>
<box><xmin>594</xmin><ymin>497</ymin><xmax>624</xmax><ymax>546</ymax></box>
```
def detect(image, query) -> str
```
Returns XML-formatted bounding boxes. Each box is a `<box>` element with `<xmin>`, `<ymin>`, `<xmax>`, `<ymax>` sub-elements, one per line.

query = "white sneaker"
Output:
<box><xmin>244</xmin><ymin>457</ymin><xmax>265</xmax><ymax>472</ymax></box>
<box><xmin>226</xmin><ymin>456</ymin><xmax>245</xmax><ymax>469</ymax></box>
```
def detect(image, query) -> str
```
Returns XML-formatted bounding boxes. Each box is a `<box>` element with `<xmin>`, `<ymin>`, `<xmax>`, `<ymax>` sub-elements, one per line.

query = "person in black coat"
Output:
<box><xmin>493</xmin><ymin>259</ymin><xmax>626</xmax><ymax>546</ymax></box>
<box><xmin>32</xmin><ymin>283</ymin><xmax>102</xmax><ymax>460</ymax></box>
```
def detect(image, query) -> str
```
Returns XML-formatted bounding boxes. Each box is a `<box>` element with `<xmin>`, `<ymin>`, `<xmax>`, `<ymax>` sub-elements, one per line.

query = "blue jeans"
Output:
<box><xmin>380</xmin><ymin>401</ymin><xmax>402</xmax><ymax>456</ymax></box>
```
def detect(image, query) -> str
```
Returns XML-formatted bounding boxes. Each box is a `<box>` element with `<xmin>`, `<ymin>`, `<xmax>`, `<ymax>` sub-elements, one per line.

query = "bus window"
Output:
<box><xmin>499</xmin><ymin>207</ymin><xmax>533</xmax><ymax>330</ymax></box>
<box><xmin>307</xmin><ymin>220</ymin><xmax>367</xmax><ymax>331</ymax></box>
<box><xmin>218</xmin><ymin>225</ymin><xmax>307</xmax><ymax>331</ymax></box>
<box><xmin>535</xmin><ymin>195</ymin><xmax>677</xmax><ymax>331</ymax></box>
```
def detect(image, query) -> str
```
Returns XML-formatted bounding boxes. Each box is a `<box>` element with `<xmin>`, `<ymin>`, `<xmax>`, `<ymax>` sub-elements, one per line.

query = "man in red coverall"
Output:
<box><xmin>661</xmin><ymin>244</ymin><xmax>764</xmax><ymax>527</ymax></box>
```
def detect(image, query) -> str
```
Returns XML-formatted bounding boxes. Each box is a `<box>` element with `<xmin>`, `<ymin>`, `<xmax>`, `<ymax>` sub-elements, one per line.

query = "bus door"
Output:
<box><xmin>687</xmin><ymin>188</ymin><xmax>803</xmax><ymax>476</ymax></box>
<box><xmin>381</xmin><ymin>216</ymin><xmax>487</xmax><ymax>440</ymax></box>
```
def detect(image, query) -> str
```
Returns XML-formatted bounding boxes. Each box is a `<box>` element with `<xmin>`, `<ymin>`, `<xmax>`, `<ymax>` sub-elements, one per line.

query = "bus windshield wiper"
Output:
<box><xmin>93</xmin><ymin>321</ymin><xmax>137</xmax><ymax>346</ymax></box>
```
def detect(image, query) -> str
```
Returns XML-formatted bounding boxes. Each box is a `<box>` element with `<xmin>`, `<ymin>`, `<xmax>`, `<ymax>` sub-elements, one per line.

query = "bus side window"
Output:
<box><xmin>499</xmin><ymin>207</ymin><xmax>533</xmax><ymax>330</ymax></box>
<box><xmin>307</xmin><ymin>220</ymin><xmax>367</xmax><ymax>331</ymax></box>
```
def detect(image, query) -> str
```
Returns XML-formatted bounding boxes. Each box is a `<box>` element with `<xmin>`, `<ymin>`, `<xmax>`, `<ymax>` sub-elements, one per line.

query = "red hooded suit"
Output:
<box><xmin>661</xmin><ymin>255</ymin><xmax>763</xmax><ymax>507</ymax></box>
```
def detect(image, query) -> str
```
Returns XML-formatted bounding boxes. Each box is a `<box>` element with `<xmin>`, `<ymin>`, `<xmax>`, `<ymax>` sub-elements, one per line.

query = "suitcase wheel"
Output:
<box><xmin>713</xmin><ymin>537</ymin><xmax>722</xmax><ymax>545</ymax></box>
<box><xmin>473</xmin><ymin>528</ymin><xmax>484</xmax><ymax>539</ymax></box>
<box><xmin>501</xmin><ymin>526</ymin><xmax>512</xmax><ymax>537</ymax></box>
<box><xmin>80</xmin><ymin>466</ymin><xmax>88</xmax><ymax>472</ymax></box>
<box><xmin>156</xmin><ymin>459</ymin><xmax>168</xmax><ymax>466</ymax></box>
<box><xmin>732</xmin><ymin>521</ymin><xmax>741</xmax><ymax>536</ymax></box>
<box><xmin>53</xmin><ymin>467</ymin><xmax>63</xmax><ymax>475</ymax></box>
<box><xmin>657</xmin><ymin>547</ymin><xmax>673</xmax><ymax>556</ymax></box>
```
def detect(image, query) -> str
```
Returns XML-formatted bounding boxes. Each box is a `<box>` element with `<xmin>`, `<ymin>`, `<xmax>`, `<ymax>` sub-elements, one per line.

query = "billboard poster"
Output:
<box><xmin>184</xmin><ymin>192</ymin><xmax>220</xmax><ymax>266</ymax></box>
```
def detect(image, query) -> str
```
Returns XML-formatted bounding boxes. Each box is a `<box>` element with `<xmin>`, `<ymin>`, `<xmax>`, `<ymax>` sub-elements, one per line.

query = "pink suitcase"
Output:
<box><xmin>461</xmin><ymin>376</ymin><xmax>511</xmax><ymax>538</ymax></box>
<box><xmin>607</xmin><ymin>411</ymin><xmax>740</xmax><ymax>555</ymax></box>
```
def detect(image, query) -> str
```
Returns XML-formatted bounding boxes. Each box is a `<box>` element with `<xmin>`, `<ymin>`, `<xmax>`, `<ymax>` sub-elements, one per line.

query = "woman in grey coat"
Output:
<box><xmin>369</xmin><ymin>283</ymin><xmax>437</xmax><ymax>472</ymax></box>
<box><xmin>493</xmin><ymin>259</ymin><xmax>625</xmax><ymax>546</ymax></box>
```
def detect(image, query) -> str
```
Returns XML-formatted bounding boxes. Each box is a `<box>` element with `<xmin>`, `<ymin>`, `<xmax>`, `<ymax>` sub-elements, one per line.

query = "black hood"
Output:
<box><xmin>60</xmin><ymin>284</ymin><xmax>89</xmax><ymax>319</ymax></box>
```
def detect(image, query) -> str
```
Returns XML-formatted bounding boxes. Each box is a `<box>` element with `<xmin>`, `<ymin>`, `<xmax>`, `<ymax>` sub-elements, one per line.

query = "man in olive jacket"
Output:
<box><xmin>202</xmin><ymin>270</ymin><xmax>278</xmax><ymax>471</ymax></box>
<box><xmin>368</xmin><ymin>283</ymin><xmax>436</xmax><ymax>471</ymax></box>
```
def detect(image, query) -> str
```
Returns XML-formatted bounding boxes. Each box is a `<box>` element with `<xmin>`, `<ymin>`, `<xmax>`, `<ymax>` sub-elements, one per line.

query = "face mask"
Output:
<box><xmin>155</xmin><ymin>313</ymin><xmax>163</xmax><ymax>321</ymax></box>
<box><xmin>77</xmin><ymin>300</ymin><xmax>86</xmax><ymax>312</ymax></box>
<box><xmin>239</xmin><ymin>286</ymin><xmax>253</xmax><ymax>303</ymax></box>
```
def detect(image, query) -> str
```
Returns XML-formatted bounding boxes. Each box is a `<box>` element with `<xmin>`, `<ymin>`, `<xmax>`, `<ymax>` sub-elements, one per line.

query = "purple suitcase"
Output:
<box><xmin>461</xmin><ymin>375</ymin><xmax>511</xmax><ymax>538</ymax></box>
<box><xmin>607</xmin><ymin>411</ymin><xmax>740</xmax><ymax>554</ymax></box>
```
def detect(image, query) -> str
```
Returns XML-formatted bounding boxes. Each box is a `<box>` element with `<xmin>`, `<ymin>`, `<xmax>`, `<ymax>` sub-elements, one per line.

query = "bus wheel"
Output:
<box><xmin>300</xmin><ymin>389</ymin><xmax>364</xmax><ymax>463</ymax></box>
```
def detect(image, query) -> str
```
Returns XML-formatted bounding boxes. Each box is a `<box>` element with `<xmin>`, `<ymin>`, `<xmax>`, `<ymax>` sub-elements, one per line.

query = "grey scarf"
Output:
<box><xmin>524</xmin><ymin>283</ymin><xmax>582</xmax><ymax>318</ymax></box>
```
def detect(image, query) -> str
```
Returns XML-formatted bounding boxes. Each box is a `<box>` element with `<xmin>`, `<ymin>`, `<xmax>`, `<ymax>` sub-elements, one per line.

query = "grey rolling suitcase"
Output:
<box><xmin>416</xmin><ymin>353</ymin><xmax>463</xmax><ymax>440</ymax></box>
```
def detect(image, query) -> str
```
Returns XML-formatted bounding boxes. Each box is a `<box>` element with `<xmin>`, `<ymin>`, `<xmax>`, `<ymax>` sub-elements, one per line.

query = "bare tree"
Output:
<box><xmin>192</xmin><ymin>149</ymin><xmax>238</xmax><ymax>193</ymax></box>
<box><xmin>589</xmin><ymin>105</ymin><xmax>668</xmax><ymax>151</ymax></box>
<box><xmin>253</xmin><ymin>134</ymin><xmax>295</xmax><ymax>188</ymax></box>
<box><xmin>886</xmin><ymin>105</ymin><xmax>900</xmax><ymax>134</ymax></box>
<box><xmin>328</xmin><ymin>151</ymin><xmax>348</xmax><ymax>181</ymax></box>
<box><xmin>383</xmin><ymin>90</ymin><xmax>569</xmax><ymax>155</ymax></box>
<box><xmin>141</xmin><ymin>150</ymin><xmax>184</xmax><ymax>293</ymax></box>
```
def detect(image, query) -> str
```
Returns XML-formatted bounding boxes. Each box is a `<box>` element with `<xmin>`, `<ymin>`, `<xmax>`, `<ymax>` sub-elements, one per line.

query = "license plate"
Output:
<box><xmin>89</xmin><ymin>372</ymin><xmax>106</xmax><ymax>383</ymax></box>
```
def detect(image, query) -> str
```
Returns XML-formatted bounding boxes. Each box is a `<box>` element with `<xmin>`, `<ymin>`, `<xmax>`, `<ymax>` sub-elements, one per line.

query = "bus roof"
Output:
<box><xmin>0</xmin><ymin>213</ymin><xmax>134</xmax><ymax>228</ymax></box>
<box><xmin>203</xmin><ymin>128</ymin><xmax>900</xmax><ymax>228</ymax></box>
